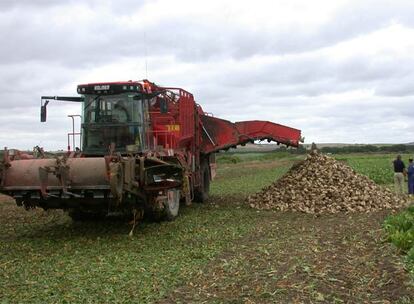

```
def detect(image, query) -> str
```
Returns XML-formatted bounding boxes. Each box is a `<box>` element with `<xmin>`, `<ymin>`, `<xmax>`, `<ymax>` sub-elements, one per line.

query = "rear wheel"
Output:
<box><xmin>194</xmin><ymin>160</ymin><xmax>210</xmax><ymax>203</ymax></box>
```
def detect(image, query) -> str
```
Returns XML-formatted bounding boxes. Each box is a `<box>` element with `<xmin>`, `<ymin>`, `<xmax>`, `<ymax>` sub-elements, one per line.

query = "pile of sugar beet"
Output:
<box><xmin>247</xmin><ymin>152</ymin><xmax>408</xmax><ymax>214</ymax></box>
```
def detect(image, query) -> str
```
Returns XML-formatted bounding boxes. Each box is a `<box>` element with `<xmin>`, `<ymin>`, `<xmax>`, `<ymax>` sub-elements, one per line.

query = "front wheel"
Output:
<box><xmin>150</xmin><ymin>189</ymin><xmax>181</xmax><ymax>222</ymax></box>
<box><xmin>164</xmin><ymin>189</ymin><xmax>180</xmax><ymax>221</ymax></box>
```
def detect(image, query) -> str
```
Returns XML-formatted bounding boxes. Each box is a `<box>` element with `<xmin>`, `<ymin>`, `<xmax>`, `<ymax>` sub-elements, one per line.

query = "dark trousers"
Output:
<box><xmin>408</xmin><ymin>176</ymin><xmax>414</xmax><ymax>194</ymax></box>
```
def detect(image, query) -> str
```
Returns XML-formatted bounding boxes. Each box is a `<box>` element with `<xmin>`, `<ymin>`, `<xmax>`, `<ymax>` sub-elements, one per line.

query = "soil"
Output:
<box><xmin>158</xmin><ymin>156</ymin><xmax>414</xmax><ymax>304</ymax></box>
<box><xmin>159</xmin><ymin>209</ymin><xmax>413</xmax><ymax>303</ymax></box>
<box><xmin>1</xmin><ymin>164</ymin><xmax>413</xmax><ymax>303</ymax></box>
<box><xmin>0</xmin><ymin>193</ymin><xmax>11</xmax><ymax>204</ymax></box>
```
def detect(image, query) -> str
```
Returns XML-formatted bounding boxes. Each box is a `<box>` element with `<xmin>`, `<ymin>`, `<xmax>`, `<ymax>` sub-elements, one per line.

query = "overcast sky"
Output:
<box><xmin>1</xmin><ymin>0</ymin><xmax>414</xmax><ymax>150</ymax></box>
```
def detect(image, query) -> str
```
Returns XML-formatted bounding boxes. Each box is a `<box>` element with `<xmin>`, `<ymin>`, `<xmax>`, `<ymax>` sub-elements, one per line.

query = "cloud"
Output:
<box><xmin>1</xmin><ymin>0</ymin><xmax>414</xmax><ymax>149</ymax></box>
<box><xmin>2</xmin><ymin>0</ymin><xmax>413</xmax><ymax>66</ymax></box>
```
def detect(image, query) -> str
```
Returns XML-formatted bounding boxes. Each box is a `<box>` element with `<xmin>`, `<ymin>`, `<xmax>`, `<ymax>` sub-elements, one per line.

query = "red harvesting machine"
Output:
<box><xmin>0</xmin><ymin>80</ymin><xmax>301</xmax><ymax>220</ymax></box>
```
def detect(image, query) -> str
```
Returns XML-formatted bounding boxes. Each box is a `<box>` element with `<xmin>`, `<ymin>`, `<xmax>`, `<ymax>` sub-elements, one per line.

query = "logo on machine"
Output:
<box><xmin>94</xmin><ymin>85</ymin><xmax>110</xmax><ymax>91</ymax></box>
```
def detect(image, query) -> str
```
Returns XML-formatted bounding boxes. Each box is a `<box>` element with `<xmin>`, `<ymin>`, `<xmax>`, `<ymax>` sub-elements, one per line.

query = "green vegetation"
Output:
<box><xmin>216</xmin><ymin>151</ymin><xmax>293</xmax><ymax>164</ymax></box>
<box><xmin>216</xmin><ymin>145</ymin><xmax>307</xmax><ymax>162</ymax></box>
<box><xmin>0</xmin><ymin>205</ymin><xmax>264</xmax><ymax>303</ymax></box>
<box><xmin>216</xmin><ymin>154</ymin><xmax>242</xmax><ymax>164</ymax></box>
<box><xmin>211</xmin><ymin>161</ymin><xmax>291</xmax><ymax>196</ymax></box>
<box><xmin>220</xmin><ymin>143</ymin><xmax>414</xmax><ymax>156</ymax></box>
<box><xmin>335</xmin><ymin>154</ymin><xmax>398</xmax><ymax>185</ymax></box>
<box><xmin>0</xmin><ymin>153</ymin><xmax>294</xmax><ymax>303</ymax></box>
<box><xmin>0</xmin><ymin>158</ymin><xmax>294</xmax><ymax>303</ymax></box>
<box><xmin>321</xmin><ymin>144</ymin><xmax>414</xmax><ymax>154</ymax></box>
<box><xmin>1</xmin><ymin>152</ymin><xmax>413</xmax><ymax>302</ymax></box>
<box><xmin>384</xmin><ymin>205</ymin><xmax>414</xmax><ymax>275</ymax></box>
<box><xmin>218</xmin><ymin>151</ymin><xmax>408</xmax><ymax>186</ymax></box>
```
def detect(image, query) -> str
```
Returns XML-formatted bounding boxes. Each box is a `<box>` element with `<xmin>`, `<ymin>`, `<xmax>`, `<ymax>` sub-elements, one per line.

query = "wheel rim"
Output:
<box><xmin>166</xmin><ymin>189</ymin><xmax>180</xmax><ymax>216</ymax></box>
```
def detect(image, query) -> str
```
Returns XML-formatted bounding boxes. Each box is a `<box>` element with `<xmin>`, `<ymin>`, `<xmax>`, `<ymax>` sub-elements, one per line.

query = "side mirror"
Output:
<box><xmin>159</xmin><ymin>98</ymin><xmax>168</xmax><ymax>114</ymax></box>
<box><xmin>40</xmin><ymin>100</ymin><xmax>49</xmax><ymax>122</ymax></box>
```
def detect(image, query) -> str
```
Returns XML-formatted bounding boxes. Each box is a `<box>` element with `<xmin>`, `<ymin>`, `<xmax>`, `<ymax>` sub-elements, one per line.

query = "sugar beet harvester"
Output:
<box><xmin>0</xmin><ymin>80</ymin><xmax>301</xmax><ymax>221</ymax></box>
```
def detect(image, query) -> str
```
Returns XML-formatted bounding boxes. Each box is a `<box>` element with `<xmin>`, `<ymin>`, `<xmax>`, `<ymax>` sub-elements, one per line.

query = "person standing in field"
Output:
<box><xmin>393</xmin><ymin>155</ymin><xmax>406</xmax><ymax>194</ymax></box>
<box><xmin>407</xmin><ymin>158</ymin><xmax>414</xmax><ymax>195</ymax></box>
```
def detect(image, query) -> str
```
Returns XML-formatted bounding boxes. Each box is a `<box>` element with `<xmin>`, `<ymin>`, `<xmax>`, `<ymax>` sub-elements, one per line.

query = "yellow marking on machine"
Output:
<box><xmin>166</xmin><ymin>124</ymin><xmax>180</xmax><ymax>132</ymax></box>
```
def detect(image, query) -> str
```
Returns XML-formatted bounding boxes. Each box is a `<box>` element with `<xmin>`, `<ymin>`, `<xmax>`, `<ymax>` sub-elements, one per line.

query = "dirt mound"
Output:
<box><xmin>247</xmin><ymin>152</ymin><xmax>408</xmax><ymax>214</ymax></box>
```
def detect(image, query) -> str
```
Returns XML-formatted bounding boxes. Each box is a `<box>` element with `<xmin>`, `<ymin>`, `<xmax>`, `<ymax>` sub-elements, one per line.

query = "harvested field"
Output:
<box><xmin>160</xmin><ymin>211</ymin><xmax>413</xmax><ymax>303</ymax></box>
<box><xmin>1</xmin><ymin>154</ymin><xmax>413</xmax><ymax>303</ymax></box>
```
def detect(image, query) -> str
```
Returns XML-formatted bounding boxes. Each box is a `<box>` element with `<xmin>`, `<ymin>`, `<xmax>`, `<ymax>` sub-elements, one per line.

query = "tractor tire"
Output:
<box><xmin>149</xmin><ymin>189</ymin><xmax>180</xmax><ymax>222</ymax></box>
<box><xmin>194</xmin><ymin>160</ymin><xmax>210</xmax><ymax>203</ymax></box>
<box><xmin>164</xmin><ymin>189</ymin><xmax>180</xmax><ymax>221</ymax></box>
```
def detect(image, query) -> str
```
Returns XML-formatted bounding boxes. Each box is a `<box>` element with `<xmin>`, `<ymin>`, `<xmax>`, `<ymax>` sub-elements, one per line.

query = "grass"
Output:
<box><xmin>0</xmin><ymin>205</ymin><xmax>265</xmax><ymax>303</ymax></box>
<box><xmin>334</xmin><ymin>154</ymin><xmax>414</xmax><ymax>275</ymax></box>
<box><xmin>1</xmin><ymin>152</ymin><xmax>413</xmax><ymax>303</ymax></box>
<box><xmin>334</xmin><ymin>153</ymin><xmax>413</xmax><ymax>185</ymax></box>
<box><xmin>218</xmin><ymin>151</ymin><xmax>412</xmax><ymax>186</ymax></box>
<box><xmin>216</xmin><ymin>151</ymin><xmax>293</xmax><ymax>164</ymax></box>
<box><xmin>0</xmin><ymin>157</ymin><xmax>295</xmax><ymax>303</ymax></box>
<box><xmin>211</xmin><ymin>162</ymin><xmax>292</xmax><ymax>196</ymax></box>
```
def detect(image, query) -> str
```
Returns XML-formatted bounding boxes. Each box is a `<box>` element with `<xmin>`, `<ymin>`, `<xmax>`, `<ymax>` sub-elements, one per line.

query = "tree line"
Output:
<box><xmin>306</xmin><ymin>144</ymin><xmax>414</xmax><ymax>154</ymax></box>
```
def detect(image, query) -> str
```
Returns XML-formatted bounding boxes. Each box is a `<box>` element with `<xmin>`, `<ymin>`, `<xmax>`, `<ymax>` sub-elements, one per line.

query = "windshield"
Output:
<box><xmin>84</xmin><ymin>93</ymin><xmax>142</xmax><ymax>123</ymax></box>
<box><xmin>81</xmin><ymin>93</ymin><xmax>146</xmax><ymax>154</ymax></box>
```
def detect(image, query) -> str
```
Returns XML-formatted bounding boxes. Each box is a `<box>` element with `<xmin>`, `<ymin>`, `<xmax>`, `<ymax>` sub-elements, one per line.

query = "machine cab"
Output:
<box><xmin>40</xmin><ymin>80</ymin><xmax>194</xmax><ymax>156</ymax></box>
<box><xmin>77</xmin><ymin>82</ymin><xmax>149</xmax><ymax>155</ymax></box>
